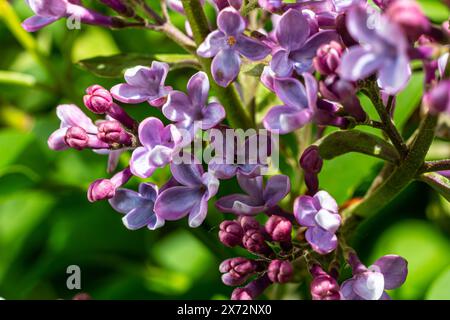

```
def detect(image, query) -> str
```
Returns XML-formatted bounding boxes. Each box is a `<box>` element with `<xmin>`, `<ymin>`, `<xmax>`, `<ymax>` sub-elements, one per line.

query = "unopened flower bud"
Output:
<box><xmin>243</xmin><ymin>229</ymin><xmax>271</xmax><ymax>255</ymax></box>
<box><xmin>386</xmin><ymin>0</ymin><xmax>430</xmax><ymax>42</ymax></box>
<box><xmin>424</xmin><ymin>80</ymin><xmax>450</xmax><ymax>115</ymax></box>
<box><xmin>265</xmin><ymin>215</ymin><xmax>292</xmax><ymax>242</ymax></box>
<box><xmin>97</xmin><ymin>120</ymin><xmax>132</xmax><ymax>146</ymax></box>
<box><xmin>231</xmin><ymin>274</ymin><xmax>272</xmax><ymax>300</ymax></box>
<box><xmin>220</xmin><ymin>257</ymin><xmax>258</xmax><ymax>286</ymax></box>
<box><xmin>231</xmin><ymin>288</ymin><xmax>252</xmax><ymax>300</ymax></box>
<box><xmin>100</xmin><ymin>0</ymin><xmax>134</xmax><ymax>17</ymax></box>
<box><xmin>219</xmin><ymin>220</ymin><xmax>244</xmax><ymax>247</ymax></box>
<box><xmin>300</xmin><ymin>146</ymin><xmax>323</xmax><ymax>174</ymax></box>
<box><xmin>310</xmin><ymin>265</ymin><xmax>340</xmax><ymax>300</ymax></box>
<box><xmin>84</xmin><ymin>85</ymin><xmax>113</xmax><ymax>114</ymax></box>
<box><xmin>239</xmin><ymin>216</ymin><xmax>260</xmax><ymax>232</ymax></box>
<box><xmin>65</xmin><ymin>126</ymin><xmax>89</xmax><ymax>150</ymax></box>
<box><xmin>267</xmin><ymin>260</ymin><xmax>293</xmax><ymax>283</ymax></box>
<box><xmin>313</xmin><ymin>41</ymin><xmax>343</xmax><ymax>75</ymax></box>
<box><xmin>87</xmin><ymin>179</ymin><xmax>116</xmax><ymax>202</ymax></box>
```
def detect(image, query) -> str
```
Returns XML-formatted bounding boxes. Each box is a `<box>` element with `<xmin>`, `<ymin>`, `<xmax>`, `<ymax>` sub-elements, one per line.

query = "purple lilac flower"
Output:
<box><xmin>109</xmin><ymin>182</ymin><xmax>165</xmax><ymax>230</ymax></box>
<box><xmin>294</xmin><ymin>190</ymin><xmax>341</xmax><ymax>254</ymax></box>
<box><xmin>310</xmin><ymin>264</ymin><xmax>341</xmax><ymax>300</ymax></box>
<box><xmin>269</xmin><ymin>9</ymin><xmax>340</xmax><ymax>77</ymax></box>
<box><xmin>423</xmin><ymin>80</ymin><xmax>450</xmax><ymax>115</ymax></box>
<box><xmin>130</xmin><ymin>117</ymin><xmax>181</xmax><ymax>178</ymax></box>
<box><xmin>23</xmin><ymin>0</ymin><xmax>116</xmax><ymax>32</ymax></box>
<box><xmin>110</xmin><ymin>61</ymin><xmax>171</xmax><ymax>106</ymax></box>
<box><xmin>313</xmin><ymin>41</ymin><xmax>343</xmax><ymax>76</ymax></box>
<box><xmin>154</xmin><ymin>160</ymin><xmax>219</xmax><ymax>228</ymax></box>
<box><xmin>341</xmin><ymin>253</ymin><xmax>408</xmax><ymax>300</ymax></box>
<box><xmin>197</xmin><ymin>7</ymin><xmax>270</xmax><ymax>87</ymax></box>
<box><xmin>48</xmin><ymin>104</ymin><xmax>98</xmax><ymax>151</ymax></box>
<box><xmin>339</xmin><ymin>5</ymin><xmax>411</xmax><ymax>94</ymax></box>
<box><xmin>216</xmin><ymin>173</ymin><xmax>290</xmax><ymax>215</ymax></box>
<box><xmin>162</xmin><ymin>71</ymin><xmax>226</xmax><ymax>143</ymax></box>
<box><xmin>88</xmin><ymin>167</ymin><xmax>133</xmax><ymax>202</ymax></box>
<box><xmin>220</xmin><ymin>257</ymin><xmax>259</xmax><ymax>286</ymax></box>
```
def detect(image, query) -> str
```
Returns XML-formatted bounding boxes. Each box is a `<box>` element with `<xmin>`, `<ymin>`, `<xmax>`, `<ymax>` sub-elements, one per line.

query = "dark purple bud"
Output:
<box><xmin>219</xmin><ymin>257</ymin><xmax>258</xmax><ymax>286</ymax></box>
<box><xmin>424</xmin><ymin>80</ymin><xmax>450</xmax><ymax>115</ymax></box>
<box><xmin>238</xmin><ymin>216</ymin><xmax>260</xmax><ymax>232</ymax></box>
<box><xmin>100</xmin><ymin>0</ymin><xmax>134</xmax><ymax>17</ymax></box>
<box><xmin>310</xmin><ymin>265</ymin><xmax>341</xmax><ymax>300</ymax></box>
<box><xmin>313</xmin><ymin>41</ymin><xmax>343</xmax><ymax>76</ymax></box>
<box><xmin>87</xmin><ymin>167</ymin><xmax>132</xmax><ymax>202</ymax></box>
<box><xmin>97</xmin><ymin>120</ymin><xmax>132</xmax><ymax>146</ymax></box>
<box><xmin>386</xmin><ymin>0</ymin><xmax>430</xmax><ymax>42</ymax></box>
<box><xmin>231</xmin><ymin>274</ymin><xmax>272</xmax><ymax>300</ymax></box>
<box><xmin>265</xmin><ymin>215</ymin><xmax>292</xmax><ymax>242</ymax></box>
<box><xmin>65</xmin><ymin>126</ymin><xmax>89</xmax><ymax>150</ymax></box>
<box><xmin>243</xmin><ymin>229</ymin><xmax>271</xmax><ymax>255</ymax></box>
<box><xmin>219</xmin><ymin>220</ymin><xmax>244</xmax><ymax>247</ymax></box>
<box><xmin>84</xmin><ymin>85</ymin><xmax>113</xmax><ymax>114</ymax></box>
<box><xmin>267</xmin><ymin>260</ymin><xmax>293</xmax><ymax>283</ymax></box>
<box><xmin>300</xmin><ymin>146</ymin><xmax>323</xmax><ymax>174</ymax></box>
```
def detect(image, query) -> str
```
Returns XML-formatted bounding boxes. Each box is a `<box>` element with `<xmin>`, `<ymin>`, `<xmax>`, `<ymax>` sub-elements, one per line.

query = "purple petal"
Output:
<box><xmin>202</xmin><ymin>172</ymin><xmax>220</xmax><ymax>200</ymax></box>
<box><xmin>260</xmin><ymin>66</ymin><xmax>276</xmax><ymax>91</ymax></box>
<box><xmin>354</xmin><ymin>271</ymin><xmax>385</xmax><ymax>300</ymax></box>
<box><xmin>107</xmin><ymin>149</ymin><xmax>122</xmax><ymax>174</ymax></box>
<box><xmin>110</xmin><ymin>83</ymin><xmax>151</xmax><ymax>104</ymax></box>
<box><xmin>208</xmin><ymin>162</ymin><xmax>238</xmax><ymax>179</ymax></box>
<box><xmin>346</xmin><ymin>5</ymin><xmax>381</xmax><ymax>44</ymax></box>
<box><xmin>270</xmin><ymin>49</ymin><xmax>293</xmax><ymax>77</ymax></box>
<box><xmin>125</xmin><ymin>62</ymin><xmax>168</xmax><ymax>91</ymax></box>
<box><xmin>130</xmin><ymin>147</ymin><xmax>156</xmax><ymax>178</ymax></box>
<box><xmin>148</xmin><ymin>145</ymin><xmax>173</xmax><ymax>167</ymax></box>
<box><xmin>263</xmin><ymin>105</ymin><xmax>313</xmax><ymax>134</ymax></box>
<box><xmin>237</xmin><ymin>174</ymin><xmax>263</xmax><ymax>200</ymax></box>
<box><xmin>303</xmin><ymin>72</ymin><xmax>318</xmax><ymax>109</ymax></box>
<box><xmin>138</xmin><ymin>117</ymin><xmax>164</xmax><ymax>148</ymax></box>
<box><xmin>211</xmin><ymin>49</ymin><xmax>241</xmax><ymax>87</ymax></box>
<box><xmin>273</xmin><ymin>77</ymin><xmax>308</xmax><ymax>108</ymax></box>
<box><xmin>162</xmin><ymin>91</ymin><xmax>195</xmax><ymax>122</ymax></box>
<box><xmin>263</xmin><ymin>175</ymin><xmax>290</xmax><ymax>207</ymax></box>
<box><xmin>293</xmin><ymin>195</ymin><xmax>317</xmax><ymax>227</ymax></box>
<box><xmin>215</xmin><ymin>194</ymin><xmax>265</xmax><ymax>215</ymax></box>
<box><xmin>340</xmin><ymin>46</ymin><xmax>384</xmax><ymax>82</ymax></box>
<box><xmin>48</xmin><ymin>127</ymin><xmax>68</xmax><ymax>151</ymax></box>
<box><xmin>276</xmin><ymin>9</ymin><xmax>309</xmax><ymax>51</ymax></box>
<box><xmin>235</xmin><ymin>35</ymin><xmax>270</xmax><ymax>61</ymax></box>
<box><xmin>187</xmin><ymin>71</ymin><xmax>210</xmax><ymax>108</ymax></box>
<box><xmin>340</xmin><ymin>279</ymin><xmax>362</xmax><ymax>300</ymax></box>
<box><xmin>56</xmin><ymin>104</ymin><xmax>97</xmax><ymax>133</ymax></box>
<box><xmin>122</xmin><ymin>205</ymin><xmax>157</xmax><ymax>230</ymax></box>
<box><xmin>305</xmin><ymin>227</ymin><xmax>338</xmax><ymax>255</ymax></box>
<box><xmin>201</xmin><ymin>102</ymin><xmax>226</xmax><ymax>129</ymax></box>
<box><xmin>377</xmin><ymin>54</ymin><xmax>411</xmax><ymax>95</ymax></box>
<box><xmin>314</xmin><ymin>209</ymin><xmax>341</xmax><ymax>233</ymax></box>
<box><xmin>22</xmin><ymin>15</ymin><xmax>59</xmax><ymax>32</ymax></box>
<box><xmin>217</xmin><ymin>7</ymin><xmax>245</xmax><ymax>35</ymax></box>
<box><xmin>170</xmin><ymin>162</ymin><xmax>204</xmax><ymax>187</ymax></box>
<box><xmin>197</xmin><ymin>30</ymin><xmax>226</xmax><ymax>58</ymax></box>
<box><xmin>154</xmin><ymin>186</ymin><xmax>202</xmax><ymax>220</ymax></box>
<box><xmin>109</xmin><ymin>188</ymin><xmax>146</xmax><ymax>214</ymax></box>
<box><xmin>138</xmin><ymin>183</ymin><xmax>158</xmax><ymax>202</ymax></box>
<box><xmin>291</xmin><ymin>30</ymin><xmax>341</xmax><ymax>66</ymax></box>
<box><xmin>314</xmin><ymin>190</ymin><xmax>338</xmax><ymax>214</ymax></box>
<box><xmin>372</xmin><ymin>255</ymin><xmax>408</xmax><ymax>290</ymax></box>
<box><xmin>188</xmin><ymin>197</ymin><xmax>208</xmax><ymax>227</ymax></box>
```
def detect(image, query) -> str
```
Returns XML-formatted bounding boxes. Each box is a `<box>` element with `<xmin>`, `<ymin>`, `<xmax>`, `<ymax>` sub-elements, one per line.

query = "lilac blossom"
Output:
<box><xmin>310</xmin><ymin>264</ymin><xmax>341</xmax><ymax>300</ymax></box>
<box><xmin>339</xmin><ymin>5</ymin><xmax>412</xmax><ymax>94</ymax></box>
<box><xmin>110</xmin><ymin>61</ymin><xmax>171</xmax><ymax>106</ymax></box>
<box><xmin>48</xmin><ymin>104</ymin><xmax>98</xmax><ymax>151</ymax></box>
<box><xmin>219</xmin><ymin>220</ymin><xmax>244</xmax><ymax>247</ymax></box>
<box><xmin>130</xmin><ymin>117</ymin><xmax>181</xmax><ymax>178</ymax></box>
<box><xmin>341</xmin><ymin>253</ymin><xmax>408</xmax><ymax>300</ymax></box>
<box><xmin>162</xmin><ymin>72</ymin><xmax>226</xmax><ymax>142</ymax></box>
<box><xmin>267</xmin><ymin>260</ymin><xmax>293</xmax><ymax>283</ymax></box>
<box><xmin>88</xmin><ymin>167</ymin><xmax>133</xmax><ymax>202</ymax></box>
<box><xmin>109</xmin><ymin>182</ymin><xmax>165</xmax><ymax>230</ymax></box>
<box><xmin>423</xmin><ymin>80</ymin><xmax>450</xmax><ymax>115</ymax></box>
<box><xmin>197</xmin><ymin>7</ymin><xmax>270</xmax><ymax>87</ymax></box>
<box><xmin>269</xmin><ymin>9</ymin><xmax>340</xmax><ymax>77</ymax></box>
<box><xmin>294</xmin><ymin>190</ymin><xmax>341</xmax><ymax>254</ymax></box>
<box><xmin>154</xmin><ymin>160</ymin><xmax>219</xmax><ymax>228</ymax></box>
<box><xmin>216</xmin><ymin>173</ymin><xmax>290</xmax><ymax>215</ymax></box>
<box><xmin>220</xmin><ymin>257</ymin><xmax>259</xmax><ymax>286</ymax></box>
<box><xmin>23</xmin><ymin>0</ymin><xmax>116</xmax><ymax>32</ymax></box>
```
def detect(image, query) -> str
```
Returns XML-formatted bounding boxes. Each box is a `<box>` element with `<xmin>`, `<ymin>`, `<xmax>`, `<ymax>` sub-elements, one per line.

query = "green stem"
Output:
<box><xmin>181</xmin><ymin>0</ymin><xmax>255</xmax><ymax>129</ymax></box>
<box><xmin>341</xmin><ymin>113</ymin><xmax>438</xmax><ymax>233</ymax></box>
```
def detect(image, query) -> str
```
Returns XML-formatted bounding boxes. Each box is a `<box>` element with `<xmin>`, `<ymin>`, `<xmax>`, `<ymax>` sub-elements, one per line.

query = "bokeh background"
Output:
<box><xmin>0</xmin><ymin>0</ymin><xmax>450</xmax><ymax>300</ymax></box>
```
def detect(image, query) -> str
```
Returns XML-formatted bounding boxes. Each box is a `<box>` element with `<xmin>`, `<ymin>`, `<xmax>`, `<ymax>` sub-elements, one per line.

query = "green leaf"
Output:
<box><xmin>77</xmin><ymin>53</ymin><xmax>200</xmax><ymax>78</ymax></box>
<box><xmin>426</xmin><ymin>267</ymin><xmax>450</xmax><ymax>300</ymax></box>
<box><xmin>315</xmin><ymin>129</ymin><xmax>399</xmax><ymax>163</ymax></box>
<box><xmin>371</xmin><ymin>220</ymin><xmax>450</xmax><ymax>299</ymax></box>
<box><xmin>0</xmin><ymin>70</ymin><xmax>37</xmax><ymax>87</ymax></box>
<box><xmin>241</xmin><ymin>62</ymin><xmax>265</xmax><ymax>77</ymax></box>
<box><xmin>418</xmin><ymin>0</ymin><xmax>450</xmax><ymax>23</ymax></box>
<box><xmin>0</xmin><ymin>129</ymin><xmax>33</xmax><ymax>169</ymax></box>
<box><xmin>420</xmin><ymin>172</ymin><xmax>450</xmax><ymax>202</ymax></box>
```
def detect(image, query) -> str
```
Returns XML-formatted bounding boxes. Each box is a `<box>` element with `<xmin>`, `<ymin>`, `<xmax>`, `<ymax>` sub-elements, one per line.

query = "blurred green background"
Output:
<box><xmin>0</xmin><ymin>0</ymin><xmax>449</xmax><ymax>300</ymax></box>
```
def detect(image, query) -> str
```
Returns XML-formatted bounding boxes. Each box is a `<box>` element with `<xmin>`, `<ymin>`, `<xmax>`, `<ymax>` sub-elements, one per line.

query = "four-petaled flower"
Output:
<box><xmin>340</xmin><ymin>253</ymin><xmax>408</xmax><ymax>300</ymax></box>
<box><xmin>111</xmin><ymin>61</ymin><xmax>171</xmax><ymax>106</ymax></box>
<box><xmin>197</xmin><ymin>7</ymin><xmax>271</xmax><ymax>87</ymax></box>
<box><xmin>109</xmin><ymin>182</ymin><xmax>165</xmax><ymax>230</ymax></box>
<box><xmin>294</xmin><ymin>190</ymin><xmax>341</xmax><ymax>254</ymax></box>
<box><xmin>154</xmin><ymin>159</ymin><xmax>220</xmax><ymax>228</ymax></box>
<box><xmin>216</xmin><ymin>173</ymin><xmax>290</xmax><ymax>215</ymax></box>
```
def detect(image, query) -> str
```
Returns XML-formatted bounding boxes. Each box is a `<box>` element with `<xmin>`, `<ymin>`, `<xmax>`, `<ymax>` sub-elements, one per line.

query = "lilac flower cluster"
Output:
<box><xmin>30</xmin><ymin>0</ymin><xmax>450</xmax><ymax>300</ymax></box>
